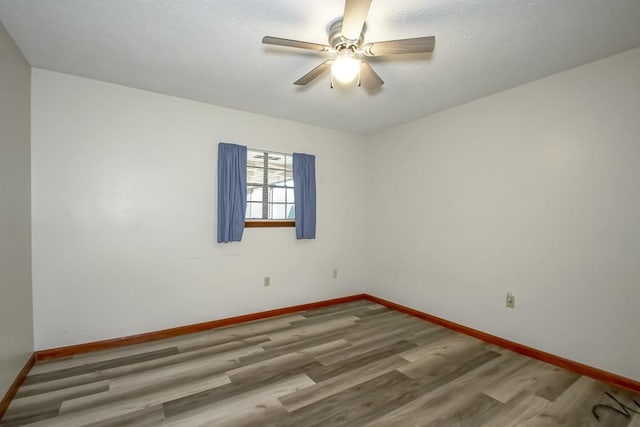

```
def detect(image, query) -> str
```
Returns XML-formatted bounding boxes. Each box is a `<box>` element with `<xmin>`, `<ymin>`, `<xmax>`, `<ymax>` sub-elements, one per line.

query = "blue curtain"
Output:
<box><xmin>293</xmin><ymin>153</ymin><xmax>316</xmax><ymax>239</ymax></box>
<box><xmin>217</xmin><ymin>143</ymin><xmax>247</xmax><ymax>243</ymax></box>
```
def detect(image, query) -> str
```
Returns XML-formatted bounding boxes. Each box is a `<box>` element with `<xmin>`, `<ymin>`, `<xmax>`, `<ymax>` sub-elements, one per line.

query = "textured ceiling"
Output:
<box><xmin>1</xmin><ymin>0</ymin><xmax>640</xmax><ymax>134</ymax></box>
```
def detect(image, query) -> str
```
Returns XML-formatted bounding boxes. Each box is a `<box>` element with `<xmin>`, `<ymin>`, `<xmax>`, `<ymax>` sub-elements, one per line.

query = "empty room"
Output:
<box><xmin>1</xmin><ymin>0</ymin><xmax>640</xmax><ymax>425</ymax></box>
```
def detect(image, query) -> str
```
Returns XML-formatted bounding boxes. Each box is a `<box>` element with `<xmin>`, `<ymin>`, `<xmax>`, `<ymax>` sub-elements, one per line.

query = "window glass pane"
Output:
<box><xmin>268</xmin><ymin>168</ymin><xmax>286</xmax><ymax>186</ymax></box>
<box><xmin>287</xmin><ymin>204</ymin><xmax>295</xmax><ymax>219</ymax></box>
<box><xmin>247</xmin><ymin>167</ymin><xmax>264</xmax><ymax>184</ymax></box>
<box><xmin>269</xmin><ymin>154</ymin><xmax>286</xmax><ymax>170</ymax></box>
<box><xmin>285</xmin><ymin>155</ymin><xmax>293</xmax><ymax>170</ymax></box>
<box><xmin>285</xmin><ymin>171</ymin><xmax>293</xmax><ymax>186</ymax></box>
<box><xmin>286</xmin><ymin>188</ymin><xmax>294</xmax><ymax>203</ymax></box>
<box><xmin>269</xmin><ymin>187</ymin><xmax>286</xmax><ymax>203</ymax></box>
<box><xmin>247</xmin><ymin>150</ymin><xmax>265</xmax><ymax>168</ymax></box>
<box><xmin>270</xmin><ymin>203</ymin><xmax>287</xmax><ymax>220</ymax></box>
<box><xmin>247</xmin><ymin>185</ymin><xmax>263</xmax><ymax>202</ymax></box>
<box><xmin>246</xmin><ymin>202</ymin><xmax>263</xmax><ymax>219</ymax></box>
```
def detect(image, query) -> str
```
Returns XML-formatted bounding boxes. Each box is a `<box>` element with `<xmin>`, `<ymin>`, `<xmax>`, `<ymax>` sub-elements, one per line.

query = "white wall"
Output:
<box><xmin>31</xmin><ymin>69</ymin><xmax>368</xmax><ymax>350</ymax></box>
<box><xmin>0</xmin><ymin>22</ymin><xmax>33</xmax><ymax>396</ymax></box>
<box><xmin>29</xmin><ymin>47</ymin><xmax>640</xmax><ymax>381</ymax></box>
<box><xmin>367</xmin><ymin>47</ymin><xmax>640</xmax><ymax>381</ymax></box>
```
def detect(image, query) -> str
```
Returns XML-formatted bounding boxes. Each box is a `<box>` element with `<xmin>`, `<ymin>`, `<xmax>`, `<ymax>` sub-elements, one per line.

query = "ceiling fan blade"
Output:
<box><xmin>262</xmin><ymin>36</ymin><xmax>330</xmax><ymax>52</ymax></box>
<box><xmin>359</xmin><ymin>61</ymin><xmax>383</xmax><ymax>89</ymax></box>
<box><xmin>363</xmin><ymin>36</ymin><xmax>436</xmax><ymax>56</ymax></box>
<box><xmin>294</xmin><ymin>60</ymin><xmax>334</xmax><ymax>85</ymax></box>
<box><xmin>342</xmin><ymin>0</ymin><xmax>372</xmax><ymax>41</ymax></box>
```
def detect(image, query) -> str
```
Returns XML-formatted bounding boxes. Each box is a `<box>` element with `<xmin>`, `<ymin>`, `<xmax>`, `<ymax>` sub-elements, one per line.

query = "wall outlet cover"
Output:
<box><xmin>506</xmin><ymin>292</ymin><xmax>515</xmax><ymax>309</ymax></box>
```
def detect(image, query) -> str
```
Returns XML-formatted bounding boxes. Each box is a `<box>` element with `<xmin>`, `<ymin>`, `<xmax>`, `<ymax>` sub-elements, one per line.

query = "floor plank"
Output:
<box><xmin>32</xmin><ymin>374</ymin><xmax>230</xmax><ymax>427</ymax></box>
<box><xmin>279</xmin><ymin>355</ymin><xmax>409</xmax><ymax>412</ymax></box>
<box><xmin>160</xmin><ymin>374</ymin><xmax>315</xmax><ymax>426</ymax></box>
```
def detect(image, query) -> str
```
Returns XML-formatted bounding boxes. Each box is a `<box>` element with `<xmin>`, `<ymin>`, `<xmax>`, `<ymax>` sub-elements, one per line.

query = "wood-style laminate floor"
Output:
<box><xmin>3</xmin><ymin>300</ymin><xmax>639</xmax><ymax>426</ymax></box>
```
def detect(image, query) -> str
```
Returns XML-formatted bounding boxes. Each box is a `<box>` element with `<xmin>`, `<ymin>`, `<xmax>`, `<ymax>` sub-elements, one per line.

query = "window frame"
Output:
<box><xmin>245</xmin><ymin>148</ymin><xmax>295</xmax><ymax>228</ymax></box>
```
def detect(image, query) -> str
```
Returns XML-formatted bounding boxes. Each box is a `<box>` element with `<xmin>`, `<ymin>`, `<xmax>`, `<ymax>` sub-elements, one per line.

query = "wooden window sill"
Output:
<box><xmin>245</xmin><ymin>220</ymin><xmax>295</xmax><ymax>228</ymax></box>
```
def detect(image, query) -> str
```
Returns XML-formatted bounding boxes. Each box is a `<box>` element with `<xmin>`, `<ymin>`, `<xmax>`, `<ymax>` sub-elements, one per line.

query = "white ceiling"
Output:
<box><xmin>1</xmin><ymin>0</ymin><xmax>640</xmax><ymax>134</ymax></box>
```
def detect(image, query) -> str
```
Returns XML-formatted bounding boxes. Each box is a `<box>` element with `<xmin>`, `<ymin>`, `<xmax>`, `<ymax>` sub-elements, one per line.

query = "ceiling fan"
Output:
<box><xmin>262</xmin><ymin>0</ymin><xmax>435</xmax><ymax>89</ymax></box>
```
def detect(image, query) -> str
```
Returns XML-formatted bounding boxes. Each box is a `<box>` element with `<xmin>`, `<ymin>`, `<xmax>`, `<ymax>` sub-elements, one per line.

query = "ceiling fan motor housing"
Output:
<box><xmin>328</xmin><ymin>18</ymin><xmax>365</xmax><ymax>51</ymax></box>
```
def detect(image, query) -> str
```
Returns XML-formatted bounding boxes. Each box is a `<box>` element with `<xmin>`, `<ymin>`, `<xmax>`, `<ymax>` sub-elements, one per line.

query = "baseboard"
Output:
<box><xmin>0</xmin><ymin>353</ymin><xmax>36</xmax><ymax>421</ymax></box>
<box><xmin>36</xmin><ymin>294</ymin><xmax>367</xmax><ymax>361</ymax></box>
<box><xmin>364</xmin><ymin>294</ymin><xmax>640</xmax><ymax>393</ymax></box>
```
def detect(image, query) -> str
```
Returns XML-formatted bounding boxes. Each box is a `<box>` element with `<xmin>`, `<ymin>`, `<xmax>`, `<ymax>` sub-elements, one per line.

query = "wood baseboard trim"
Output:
<box><xmin>0</xmin><ymin>353</ymin><xmax>36</xmax><ymax>421</ymax></box>
<box><xmin>36</xmin><ymin>294</ymin><xmax>367</xmax><ymax>361</ymax></box>
<box><xmin>364</xmin><ymin>294</ymin><xmax>640</xmax><ymax>393</ymax></box>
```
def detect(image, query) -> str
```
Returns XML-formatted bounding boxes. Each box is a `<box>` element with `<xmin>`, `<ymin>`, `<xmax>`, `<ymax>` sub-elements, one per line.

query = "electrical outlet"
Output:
<box><xmin>506</xmin><ymin>291</ymin><xmax>515</xmax><ymax>309</ymax></box>
<box><xmin>264</xmin><ymin>276</ymin><xmax>270</xmax><ymax>287</ymax></box>
<box><xmin>332</xmin><ymin>268</ymin><xmax>338</xmax><ymax>279</ymax></box>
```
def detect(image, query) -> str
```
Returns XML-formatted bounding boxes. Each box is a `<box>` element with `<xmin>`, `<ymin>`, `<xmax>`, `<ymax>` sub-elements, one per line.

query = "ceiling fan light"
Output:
<box><xmin>331</xmin><ymin>50</ymin><xmax>360</xmax><ymax>84</ymax></box>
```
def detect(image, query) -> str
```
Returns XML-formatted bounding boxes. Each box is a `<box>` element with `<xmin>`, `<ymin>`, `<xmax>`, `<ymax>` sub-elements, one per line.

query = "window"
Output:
<box><xmin>245</xmin><ymin>149</ymin><xmax>295</xmax><ymax>227</ymax></box>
